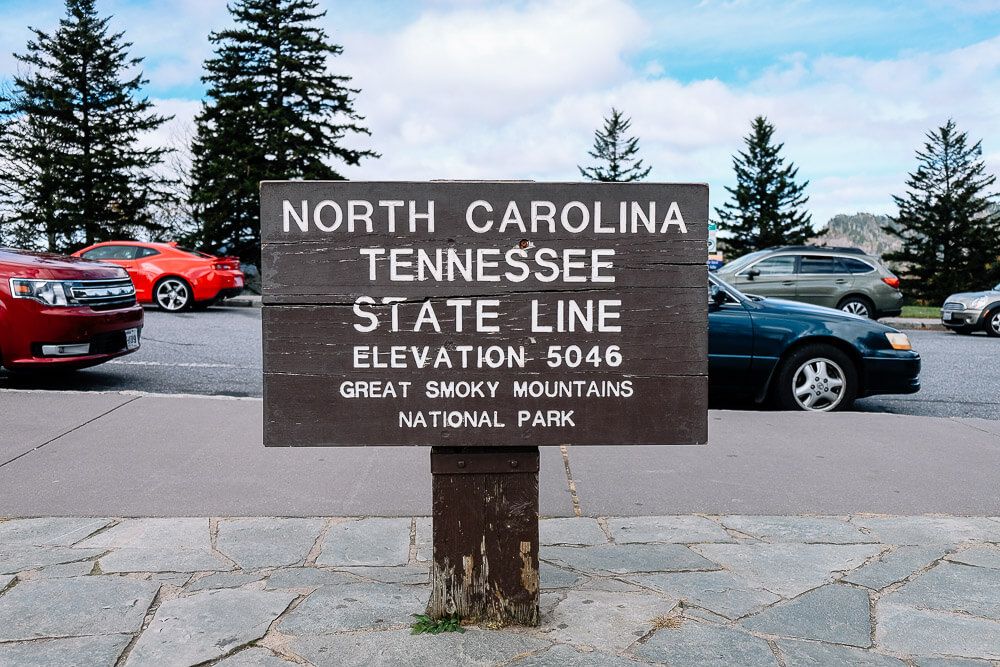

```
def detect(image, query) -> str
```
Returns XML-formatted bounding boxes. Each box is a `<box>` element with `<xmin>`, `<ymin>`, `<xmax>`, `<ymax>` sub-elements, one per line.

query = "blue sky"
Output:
<box><xmin>2</xmin><ymin>0</ymin><xmax>1000</xmax><ymax>228</ymax></box>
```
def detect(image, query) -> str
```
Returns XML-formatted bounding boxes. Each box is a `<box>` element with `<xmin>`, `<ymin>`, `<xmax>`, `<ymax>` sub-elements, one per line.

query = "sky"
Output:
<box><xmin>2</xmin><ymin>0</ymin><xmax>1000</xmax><ymax>228</ymax></box>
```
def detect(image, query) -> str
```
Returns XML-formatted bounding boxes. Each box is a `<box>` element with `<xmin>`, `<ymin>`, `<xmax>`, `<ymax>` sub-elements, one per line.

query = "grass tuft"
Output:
<box><xmin>411</xmin><ymin>613</ymin><xmax>465</xmax><ymax>635</ymax></box>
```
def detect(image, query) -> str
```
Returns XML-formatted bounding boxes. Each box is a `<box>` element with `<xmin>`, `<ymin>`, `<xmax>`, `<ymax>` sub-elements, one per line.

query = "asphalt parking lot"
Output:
<box><xmin>1</xmin><ymin>306</ymin><xmax>997</xmax><ymax>419</ymax></box>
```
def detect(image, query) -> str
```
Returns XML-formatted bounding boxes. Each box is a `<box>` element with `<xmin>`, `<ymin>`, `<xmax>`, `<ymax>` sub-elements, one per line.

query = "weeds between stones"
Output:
<box><xmin>410</xmin><ymin>613</ymin><xmax>465</xmax><ymax>635</ymax></box>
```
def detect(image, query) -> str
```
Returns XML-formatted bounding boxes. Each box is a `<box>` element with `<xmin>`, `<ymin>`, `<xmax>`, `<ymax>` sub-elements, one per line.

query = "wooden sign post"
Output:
<box><xmin>261</xmin><ymin>181</ymin><xmax>708</xmax><ymax>626</ymax></box>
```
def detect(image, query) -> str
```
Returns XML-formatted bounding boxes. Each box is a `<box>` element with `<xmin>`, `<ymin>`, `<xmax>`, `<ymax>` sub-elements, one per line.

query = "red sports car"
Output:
<box><xmin>73</xmin><ymin>241</ymin><xmax>244</xmax><ymax>311</ymax></box>
<box><xmin>0</xmin><ymin>247</ymin><xmax>143</xmax><ymax>370</ymax></box>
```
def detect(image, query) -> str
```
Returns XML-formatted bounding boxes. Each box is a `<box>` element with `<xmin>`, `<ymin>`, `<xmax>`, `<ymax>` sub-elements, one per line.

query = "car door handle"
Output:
<box><xmin>834</xmin><ymin>279</ymin><xmax>847</xmax><ymax>284</ymax></box>
<box><xmin>781</xmin><ymin>281</ymin><xmax>794</xmax><ymax>286</ymax></box>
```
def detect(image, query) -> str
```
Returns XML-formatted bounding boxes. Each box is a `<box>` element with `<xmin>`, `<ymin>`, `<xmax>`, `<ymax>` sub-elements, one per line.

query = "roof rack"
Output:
<box><xmin>767</xmin><ymin>245</ymin><xmax>867</xmax><ymax>256</ymax></box>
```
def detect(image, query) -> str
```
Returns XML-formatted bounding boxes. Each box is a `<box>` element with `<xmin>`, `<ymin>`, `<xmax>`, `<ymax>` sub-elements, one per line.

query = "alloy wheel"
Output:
<box><xmin>841</xmin><ymin>300</ymin><xmax>870</xmax><ymax>318</ymax></box>
<box><xmin>156</xmin><ymin>279</ymin><xmax>189</xmax><ymax>311</ymax></box>
<box><xmin>791</xmin><ymin>357</ymin><xmax>847</xmax><ymax>411</ymax></box>
<box><xmin>990</xmin><ymin>311</ymin><xmax>1000</xmax><ymax>336</ymax></box>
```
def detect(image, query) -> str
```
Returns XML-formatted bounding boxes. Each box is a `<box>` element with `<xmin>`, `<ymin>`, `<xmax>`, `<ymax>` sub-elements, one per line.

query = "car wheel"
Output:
<box><xmin>154</xmin><ymin>277</ymin><xmax>192</xmax><ymax>312</ymax></box>
<box><xmin>774</xmin><ymin>344</ymin><xmax>858</xmax><ymax>412</ymax></box>
<box><xmin>985</xmin><ymin>309</ymin><xmax>1000</xmax><ymax>338</ymax></box>
<box><xmin>837</xmin><ymin>296</ymin><xmax>874</xmax><ymax>319</ymax></box>
<box><xmin>951</xmin><ymin>326</ymin><xmax>975</xmax><ymax>335</ymax></box>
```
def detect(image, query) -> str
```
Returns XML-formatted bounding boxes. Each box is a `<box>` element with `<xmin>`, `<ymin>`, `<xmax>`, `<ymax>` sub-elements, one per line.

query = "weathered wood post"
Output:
<box><xmin>259</xmin><ymin>181</ymin><xmax>708</xmax><ymax>629</ymax></box>
<box><xmin>427</xmin><ymin>446</ymin><xmax>539</xmax><ymax>625</ymax></box>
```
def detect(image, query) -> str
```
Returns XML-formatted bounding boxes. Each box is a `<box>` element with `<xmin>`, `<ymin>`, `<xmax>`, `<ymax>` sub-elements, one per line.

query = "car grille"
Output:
<box><xmin>67</xmin><ymin>278</ymin><xmax>136</xmax><ymax>311</ymax></box>
<box><xmin>942</xmin><ymin>301</ymin><xmax>964</xmax><ymax>311</ymax></box>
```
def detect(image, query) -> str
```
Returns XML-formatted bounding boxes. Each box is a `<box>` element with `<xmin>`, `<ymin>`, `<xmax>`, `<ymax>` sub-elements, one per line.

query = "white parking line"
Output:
<box><xmin>108</xmin><ymin>360</ymin><xmax>238</xmax><ymax>368</ymax></box>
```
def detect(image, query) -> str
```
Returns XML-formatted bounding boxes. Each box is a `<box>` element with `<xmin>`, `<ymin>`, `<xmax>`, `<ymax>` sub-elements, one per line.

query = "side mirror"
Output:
<box><xmin>709</xmin><ymin>285</ymin><xmax>727</xmax><ymax>308</ymax></box>
<box><xmin>745</xmin><ymin>268</ymin><xmax>760</xmax><ymax>281</ymax></box>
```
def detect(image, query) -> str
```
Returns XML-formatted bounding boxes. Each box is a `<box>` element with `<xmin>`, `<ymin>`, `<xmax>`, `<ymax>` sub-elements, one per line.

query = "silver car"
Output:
<box><xmin>941</xmin><ymin>284</ymin><xmax>1000</xmax><ymax>337</ymax></box>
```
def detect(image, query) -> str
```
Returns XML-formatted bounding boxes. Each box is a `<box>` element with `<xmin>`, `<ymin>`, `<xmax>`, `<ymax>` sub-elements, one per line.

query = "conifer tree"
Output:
<box><xmin>579</xmin><ymin>108</ymin><xmax>651</xmax><ymax>182</ymax></box>
<box><xmin>885</xmin><ymin>119</ymin><xmax>1000</xmax><ymax>302</ymax></box>
<box><xmin>715</xmin><ymin>116</ymin><xmax>812</xmax><ymax>255</ymax></box>
<box><xmin>0</xmin><ymin>0</ymin><xmax>173</xmax><ymax>251</ymax></box>
<box><xmin>190</xmin><ymin>0</ymin><xmax>376</xmax><ymax>263</ymax></box>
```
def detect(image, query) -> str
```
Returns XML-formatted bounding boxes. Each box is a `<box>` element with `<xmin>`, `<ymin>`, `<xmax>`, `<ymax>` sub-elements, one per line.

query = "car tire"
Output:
<box><xmin>951</xmin><ymin>326</ymin><xmax>976</xmax><ymax>335</ymax></box>
<box><xmin>837</xmin><ymin>295</ymin><xmax>875</xmax><ymax>319</ymax></box>
<box><xmin>985</xmin><ymin>309</ymin><xmax>1000</xmax><ymax>338</ymax></box>
<box><xmin>154</xmin><ymin>277</ymin><xmax>193</xmax><ymax>312</ymax></box>
<box><xmin>774</xmin><ymin>344</ymin><xmax>858</xmax><ymax>412</ymax></box>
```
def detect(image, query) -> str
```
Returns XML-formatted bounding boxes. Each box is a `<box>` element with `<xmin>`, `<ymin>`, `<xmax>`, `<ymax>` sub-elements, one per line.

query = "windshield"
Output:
<box><xmin>720</xmin><ymin>250</ymin><xmax>769</xmax><ymax>274</ymax></box>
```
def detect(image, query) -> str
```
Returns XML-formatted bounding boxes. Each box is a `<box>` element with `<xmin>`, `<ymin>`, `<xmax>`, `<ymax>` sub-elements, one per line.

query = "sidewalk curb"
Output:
<box><xmin>221</xmin><ymin>294</ymin><xmax>262</xmax><ymax>308</ymax></box>
<box><xmin>882</xmin><ymin>317</ymin><xmax>947</xmax><ymax>332</ymax></box>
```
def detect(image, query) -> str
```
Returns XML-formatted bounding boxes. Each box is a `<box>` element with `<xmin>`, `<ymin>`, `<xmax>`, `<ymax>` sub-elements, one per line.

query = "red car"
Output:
<box><xmin>0</xmin><ymin>247</ymin><xmax>143</xmax><ymax>370</ymax></box>
<box><xmin>73</xmin><ymin>241</ymin><xmax>244</xmax><ymax>311</ymax></box>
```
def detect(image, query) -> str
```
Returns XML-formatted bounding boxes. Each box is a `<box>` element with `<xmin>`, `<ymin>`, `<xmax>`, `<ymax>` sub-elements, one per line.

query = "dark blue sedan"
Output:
<box><xmin>709</xmin><ymin>274</ymin><xmax>920</xmax><ymax>411</ymax></box>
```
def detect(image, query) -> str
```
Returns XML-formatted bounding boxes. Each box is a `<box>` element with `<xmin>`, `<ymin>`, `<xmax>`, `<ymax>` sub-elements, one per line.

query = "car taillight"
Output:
<box><xmin>882</xmin><ymin>276</ymin><xmax>900</xmax><ymax>289</ymax></box>
<box><xmin>214</xmin><ymin>263</ymin><xmax>227</xmax><ymax>270</ymax></box>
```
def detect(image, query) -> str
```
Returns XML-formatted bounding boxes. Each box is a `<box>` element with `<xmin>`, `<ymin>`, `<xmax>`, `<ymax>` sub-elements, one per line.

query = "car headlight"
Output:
<box><xmin>9</xmin><ymin>278</ymin><xmax>70</xmax><ymax>306</ymax></box>
<box><xmin>969</xmin><ymin>296</ymin><xmax>989</xmax><ymax>310</ymax></box>
<box><xmin>885</xmin><ymin>332</ymin><xmax>912</xmax><ymax>351</ymax></box>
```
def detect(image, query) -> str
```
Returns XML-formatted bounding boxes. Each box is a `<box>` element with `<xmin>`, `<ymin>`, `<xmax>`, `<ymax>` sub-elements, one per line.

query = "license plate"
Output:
<box><xmin>234</xmin><ymin>276</ymin><xmax>243</xmax><ymax>287</ymax></box>
<box><xmin>125</xmin><ymin>328</ymin><xmax>140</xmax><ymax>350</ymax></box>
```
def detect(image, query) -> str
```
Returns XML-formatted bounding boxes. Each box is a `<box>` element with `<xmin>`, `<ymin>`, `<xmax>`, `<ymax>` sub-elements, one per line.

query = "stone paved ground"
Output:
<box><xmin>0</xmin><ymin>515</ymin><xmax>999</xmax><ymax>666</ymax></box>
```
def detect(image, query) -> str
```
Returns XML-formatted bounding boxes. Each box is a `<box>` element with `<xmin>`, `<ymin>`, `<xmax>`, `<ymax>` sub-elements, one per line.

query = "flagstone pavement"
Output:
<box><xmin>1</xmin><ymin>515</ymin><xmax>999</xmax><ymax>666</ymax></box>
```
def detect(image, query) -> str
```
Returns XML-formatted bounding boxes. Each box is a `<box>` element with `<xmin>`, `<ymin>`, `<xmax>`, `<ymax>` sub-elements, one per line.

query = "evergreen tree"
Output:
<box><xmin>715</xmin><ymin>116</ymin><xmax>813</xmax><ymax>255</ymax></box>
<box><xmin>190</xmin><ymin>0</ymin><xmax>376</xmax><ymax>264</ymax></box>
<box><xmin>0</xmin><ymin>0</ymin><xmax>173</xmax><ymax>252</ymax></box>
<box><xmin>885</xmin><ymin>119</ymin><xmax>1000</xmax><ymax>302</ymax></box>
<box><xmin>578</xmin><ymin>108</ymin><xmax>651</xmax><ymax>182</ymax></box>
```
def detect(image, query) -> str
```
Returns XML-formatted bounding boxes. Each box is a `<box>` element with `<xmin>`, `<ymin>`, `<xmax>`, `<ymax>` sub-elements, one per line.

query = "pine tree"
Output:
<box><xmin>715</xmin><ymin>116</ymin><xmax>813</xmax><ymax>256</ymax></box>
<box><xmin>190</xmin><ymin>0</ymin><xmax>376</xmax><ymax>264</ymax></box>
<box><xmin>578</xmin><ymin>108</ymin><xmax>651</xmax><ymax>182</ymax></box>
<box><xmin>0</xmin><ymin>0</ymin><xmax>173</xmax><ymax>252</ymax></box>
<box><xmin>885</xmin><ymin>119</ymin><xmax>1000</xmax><ymax>303</ymax></box>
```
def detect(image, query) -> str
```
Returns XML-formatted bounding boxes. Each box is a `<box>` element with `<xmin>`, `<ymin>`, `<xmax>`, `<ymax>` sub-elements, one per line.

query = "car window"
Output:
<box><xmin>745</xmin><ymin>255</ymin><xmax>796</xmax><ymax>276</ymax></box>
<box><xmin>799</xmin><ymin>256</ymin><xmax>843</xmax><ymax>274</ymax></box>
<box><xmin>840</xmin><ymin>257</ymin><xmax>875</xmax><ymax>274</ymax></box>
<box><xmin>81</xmin><ymin>245</ymin><xmax>137</xmax><ymax>260</ymax></box>
<box><xmin>135</xmin><ymin>246</ymin><xmax>161</xmax><ymax>258</ymax></box>
<box><xmin>722</xmin><ymin>250</ymin><xmax>768</xmax><ymax>273</ymax></box>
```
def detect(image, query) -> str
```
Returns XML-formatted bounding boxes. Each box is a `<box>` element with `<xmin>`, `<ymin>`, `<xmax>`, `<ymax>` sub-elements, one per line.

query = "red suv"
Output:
<box><xmin>0</xmin><ymin>248</ymin><xmax>143</xmax><ymax>370</ymax></box>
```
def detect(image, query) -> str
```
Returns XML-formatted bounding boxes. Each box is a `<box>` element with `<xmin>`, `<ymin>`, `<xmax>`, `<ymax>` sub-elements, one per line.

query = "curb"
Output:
<box><xmin>221</xmin><ymin>295</ymin><xmax>262</xmax><ymax>308</ymax></box>
<box><xmin>881</xmin><ymin>318</ymin><xmax>947</xmax><ymax>332</ymax></box>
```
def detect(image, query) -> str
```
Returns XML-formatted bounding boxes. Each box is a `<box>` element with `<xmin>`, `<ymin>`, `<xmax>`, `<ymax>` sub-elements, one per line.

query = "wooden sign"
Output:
<box><xmin>261</xmin><ymin>181</ymin><xmax>708</xmax><ymax>447</ymax></box>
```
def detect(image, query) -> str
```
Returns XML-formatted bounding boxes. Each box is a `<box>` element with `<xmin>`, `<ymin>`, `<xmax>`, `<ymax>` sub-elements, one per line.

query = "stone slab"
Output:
<box><xmin>216</xmin><ymin>517</ymin><xmax>326</xmax><ymax>569</ymax></box>
<box><xmin>278</xmin><ymin>581</ymin><xmax>427</xmax><ymax>634</ymax></box>
<box><xmin>632</xmin><ymin>622</ymin><xmax>778</xmax><ymax>666</ymax></box>
<box><xmin>289</xmin><ymin>629</ymin><xmax>551</xmax><ymax>667</ymax></box>
<box><xmin>721</xmin><ymin>515</ymin><xmax>871</xmax><ymax>543</ymax></box>
<box><xmin>186</xmin><ymin>571</ymin><xmax>266</xmax><ymax>592</ymax></box>
<box><xmin>265</xmin><ymin>567</ymin><xmax>359</xmax><ymax>590</ymax></box>
<box><xmin>741</xmin><ymin>583</ymin><xmax>872</xmax><ymax>647</ymax></box>
<box><xmin>539</xmin><ymin>562</ymin><xmax>582</xmax><ymax>589</ymax></box>
<box><xmin>0</xmin><ymin>634</ymin><xmax>132</xmax><ymax>667</ymax></box>
<box><xmin>883</xmin><ymin>562</ymin><xmax>1000</xmax><ymax>620</ymax></box>
<box><xmin>0</xmin><ymin>545</ymin><xmax>104</xmax><ymax>575</ymax></box>
<box><xmin>843</xmin><ymin>545</ymin><xmax>946</xmax><ymax>590</ymax></box>
<box><xmin>316</xmin><ymin>518</ymin><xmax>411</xmax><ymax>566</ymax></box>
<box><xmin>608</xmin><ymin>516</ymin><xmax>732</xmax><ymax>543</ymax></box>
<box><xmin>76</xmin><ymin>517</ymin><xmax>209</xmax><ymax>549</ymax></box>
<box><xmin>0</xmin><ymin>517</ymin><xmax>113</xmax><ymax>547</ymax></box>
<box><xmin>539</xmin><ymin>518</ymin><xmax>607</xmax><ymax>546</ymax></box>
<box><xmin>776</xmin><ymin>638</ymin><xmax>906</xmax><ymax>666</ymax></box>
<box><xmin>947</xmin><ymin>545</ymin><xmax>1000</xmax><ymax>570</ymax></box>
<box><xmin>28</xmin><ymin>561</ymin><xmax>95</xmax><ymax>579</ymax></box>
<box><xmin>99</xmin><ymin>547</ymin><xmax>230</xmax><ymax>573</ymax></box>
<box><xmin>215</xmin><ymin>647</ymin><xmax>300</xmax><ymax>666</ymax></box>
<box><xmin>627</xmin><ymin>571</ymin><xmax>780</xmax><ymax>619</ymax></box>
<box><xmin>124</xmin><ymin>588</ymin><xmax>297</xmax><ymax>666</ymax></box>
<box><xmin>877</xmin><ymin>602</ymin><xmax>1000</xmax><ymax>660</ymax></box>
<box><xmin>541</xmin><ymin>544</ymin><xmax>718</xmax><ymax>575</ymax></box>
<box><xmin>852</xmin><ymin>516</ymin><xmax>1000</xmax><ymax>545</ymax></box>
<box><xmin>513</xmin><ymin>643</ymin><xmax>645</xmax><ymax>666</ymax></box>
<box><xmin>335</xmin><ymin>565</ymin><xmax>429</xmax><ymax>585</ymax></box>
<box><xmin>692</xmin><ymin>543</ymin><xmax>883</xmax><ymax>597</ymax></box>
<box><xmin>0</xmin><ymin>577</ymin><xmax>158</xmax><ymax>641</ymax></box>
<box><xmin>542</xmin><ymin>589</ymin><xmax>678</xmax><ymax>651</ymax></box>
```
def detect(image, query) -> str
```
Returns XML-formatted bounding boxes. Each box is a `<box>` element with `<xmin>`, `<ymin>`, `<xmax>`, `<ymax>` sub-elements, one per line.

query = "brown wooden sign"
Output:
<box><xmin>261</xmin><ymin>181</ymin><xmax>708</xmax><ymax>447</ymax></box>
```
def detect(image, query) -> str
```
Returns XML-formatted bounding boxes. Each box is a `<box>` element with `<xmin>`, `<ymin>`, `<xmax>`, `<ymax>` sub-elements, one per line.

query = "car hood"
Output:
<box><xmin>0</xmin><ymin>248</ymin><xmax>128</xmax><ymax>281</ymax></box>
<box><xmin>945</xmin><ymin>290</ymin><xmax>1000</xmax><ymax>304</ymax></box>
<box><xmin>750</xmin><ymin>296</ymin><xmax>896</xmax><ymax>330</ymax></box>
